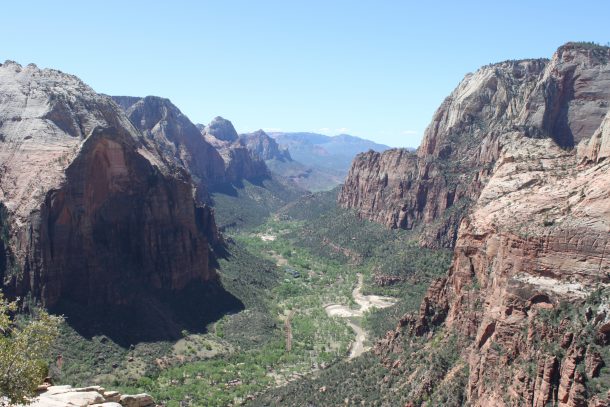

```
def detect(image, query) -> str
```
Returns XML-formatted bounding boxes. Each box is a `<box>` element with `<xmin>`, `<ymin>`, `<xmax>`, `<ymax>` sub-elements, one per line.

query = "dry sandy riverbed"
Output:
<box><xmin>324</xmin><ymin>274</ymin><xmax>396</xmax><ymax>358</ymax></box>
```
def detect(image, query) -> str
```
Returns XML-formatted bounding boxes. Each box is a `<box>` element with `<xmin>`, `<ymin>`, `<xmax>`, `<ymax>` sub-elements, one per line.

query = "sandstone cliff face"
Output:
<box><xmin>339</xmin><ymin>43</ymin><xmax>610</xmax><ymax>248</ymax></box>
<box><xmin>118</xmin><ymin>96</ymin><xmax>227</xmax><ymax>201</ymax></box>
<box><xmin>239</xmin><ymin>129</ymin><xmax>292</xmax><ymax>162</ymax></box>
<box><xmin>0</xmin><ymin>62</ymin><xmax>220</xmax><ymax>309</ymax></box>
<box><xmin>204</xmin><ymin>116</ymin><xmax>239</xmax><ymax>143</ymax></box>
<box><xmin>434</xmin><ymin>134</ymin><xmax>610</xmax><ymax>406</ymax></box>
<box><xmin>368</xmin><ymin>44</ymin><xmax>610</xmax><ymax>406</ymax></box>
<box><xmin>201</xmin><ymin>117</ymin><xmax>269</xmax><ymax>183</ymax></box>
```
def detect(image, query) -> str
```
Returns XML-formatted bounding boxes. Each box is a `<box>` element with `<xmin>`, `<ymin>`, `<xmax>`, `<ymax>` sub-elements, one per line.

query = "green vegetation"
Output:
<box><xmin>0</xmin><ymin>202</ymin><xmax>18</xmax><ymax>280</ymax></box>
<box><xmin>566</xmin><ymin>41</ymin><xmax>610</xmax><ymax>51</ymax></box>
<box><xmin>0</xmin><ymin>292</ymin><xmax>61</xmax><ymax>404</ymax></box>
<box><xmin>253</xmin><ymin>330</ymin><xmax>468</xmax><ymax>406</ymax></box>
<box><xmin>49</xmin><ymin>188</ymin><xmax>452</xmax><ymax>406</ymax></box>
<box><xmin>531</xmin><ymin>287</ymin><xmax>610</xmax><ymax>399</ymax></box>
<box><xmin>210</xmin><ymin>177</ymin><xmax>304</xmax><ymax>231</ymax></box>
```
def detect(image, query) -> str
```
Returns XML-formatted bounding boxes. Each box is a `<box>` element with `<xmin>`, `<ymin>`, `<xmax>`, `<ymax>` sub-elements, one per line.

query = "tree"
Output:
<box><xmin>0</xmin><ymin>291</ymin><xmax>61</xmax><ymax>404</ymax></box>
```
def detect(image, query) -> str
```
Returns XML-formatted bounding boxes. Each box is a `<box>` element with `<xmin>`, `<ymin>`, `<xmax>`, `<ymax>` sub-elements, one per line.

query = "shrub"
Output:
<box><xmin>0</xmin><ymin>292</ymin><xmax>62</xmax><ymax>404</ymax></box>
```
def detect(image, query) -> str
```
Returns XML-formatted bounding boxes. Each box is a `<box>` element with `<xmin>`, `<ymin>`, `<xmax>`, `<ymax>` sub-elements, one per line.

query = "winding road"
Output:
<box><xmin>324</xmin><ymin>274</ymin><xmax>396</xmax><ymax>359</ymax></box>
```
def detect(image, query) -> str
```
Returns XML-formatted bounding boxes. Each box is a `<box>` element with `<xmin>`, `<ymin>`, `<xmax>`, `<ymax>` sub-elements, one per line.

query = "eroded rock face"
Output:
<box><xmin>117</xmin><ymin>96</ymin><xmax>226</xmax><ymax>201</ymax></box>
<box><xmin>367</xmin><ymin>44</ymin><xmax>610</xmax><ymax>406</ymax></box>
<box><xmin>339</xmin><ymin>43</ymin><xmax>610</xmax><ymax>248</ymax></box>
<box><xmin>239</xmin><ymin>129</ymin><xmax>292</xmax><ymax>162</ymax></box>
<box><xmin>437</xmin><ymin>133</ymin><xmax>610</xmax><ymax>406</ymax></box>
<box><xmin>205</xmin><ymin>116</ymin><xmax>239</xmax><ymax>143</ymax></box>
<box><xmin>0</xmin><ymin>62</ymin><xmax>220</xmax><ymax>310</ymax></box>
<box><xmin>201</xmin><ymin>118</ymin><xmax>269</xmax><ymax>183</ymax></box>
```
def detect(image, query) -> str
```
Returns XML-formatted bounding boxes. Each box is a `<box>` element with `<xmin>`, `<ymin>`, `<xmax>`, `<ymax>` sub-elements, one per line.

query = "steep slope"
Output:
<box><xmin>117</xmin><ymin>96</ymin><xmax>227</xmax><ymax>202</ymax></box>
<box><xmin>373</xmin><ymin>131</ymin><xmax>610</xmax><ymax>407</ymax></box>
<box><xmin>336</xmin><ymin>43</ymin><xmax>610</xmax><ymax>406</ymax></box>
<box><xmin>339</xmin><ymin>43</ymin><xmax>610</xmax><ymax>248</ymax></box>
<box><xmin>116</xmin><ymin>100</ymin><xmax>271</xmax><ymax>203</ymax></box>
<box><xmin>201</xmin><ymin>117</ymin><xmax>269</xmax><ymax>183</ymax></box>
<box><xmin>251</xmin><ymin>43</ymin><xmax>610</xmax><ymax>407</ymax></box>
<box><xmin>203</xmin><ymin>115</ymin><xmax>240</xmax><ymax>142</ymax></box>
<box><xmin>0</xmin><ymin>61</ymin><xmax>236</xmax><ymax>341</ymax></box>
<box><xmin>239</xmin><ymin>129</ymin><xmax>292</xmax><ymax>161</ymax></box>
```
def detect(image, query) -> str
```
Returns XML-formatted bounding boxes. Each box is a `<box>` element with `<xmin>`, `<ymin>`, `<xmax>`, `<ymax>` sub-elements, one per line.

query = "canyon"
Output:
<box><xmin>1</xmin><ymin>42</ymin><xmax>609</xmax><ymax>407</ymax></box>
<box><xmin>339</xmin><ymin>43</ymin><xmax>610</xmax><ymax>248</ymax></box>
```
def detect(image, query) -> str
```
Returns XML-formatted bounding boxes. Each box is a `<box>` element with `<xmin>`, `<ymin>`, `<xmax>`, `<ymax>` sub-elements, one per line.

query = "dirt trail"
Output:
<box><xmin>284</xmin><ymin>310</ymin><xmax>294</xmax><ymax>352</ymax></box>
<box><xmin>324</xmin><ymin>274</ymin><xmax>396</xmax><ymax>358</ymax></box>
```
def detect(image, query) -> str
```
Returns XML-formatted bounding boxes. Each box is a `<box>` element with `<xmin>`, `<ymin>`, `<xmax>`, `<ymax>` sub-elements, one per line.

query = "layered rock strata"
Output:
<box><xmin>366</xmin><ymin>44</ymin><xmax>610</xmax><ymax>406</ymax></box>
<box><xmin>0</xmin><ymin>61</ymin><xmax>220</xmax><ymax>309</ymax></box>
<box><xmin>339</xmin><ymin>43</ymin><xmax>610</xmax><ymax>248</ymax></box>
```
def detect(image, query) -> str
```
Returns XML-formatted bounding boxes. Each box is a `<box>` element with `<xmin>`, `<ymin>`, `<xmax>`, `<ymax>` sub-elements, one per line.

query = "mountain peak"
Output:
<box><xmin>204</xmin><ymin>116</ymin><xmax>239</xmax><ymax>142</ymax></box>
<box><xmin>240</xmin><ymin>129</ymin><xmax>291</xmax><ymax>162</ymax></box>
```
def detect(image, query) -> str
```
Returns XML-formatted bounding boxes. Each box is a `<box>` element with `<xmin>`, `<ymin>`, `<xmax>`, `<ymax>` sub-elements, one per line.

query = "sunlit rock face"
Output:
<box><xmin>239</xmin><ymin>129</ymin><xmax>292</xmax><ymax>162</ymax></box>
<box><xmin>339</xmin><ymin>43</ymin><xmax>610</xmax><ymax>249</ymax></box>
<box><xmin>365</xmin><ymin>44</ymin><xmax>610</xmax><ymax>406</ymax></box>
<box><xmin>201</xmin><ymin>118</ymin><xmax>270</xmax><ymax>183</ymax></box>
<box><xmin>0</xmin><ymin>61</ymin><xmax>220</xmax><ymax>309</ymax></box>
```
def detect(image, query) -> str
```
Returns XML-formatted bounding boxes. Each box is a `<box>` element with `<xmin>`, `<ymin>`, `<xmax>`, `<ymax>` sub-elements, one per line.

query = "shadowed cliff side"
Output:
<box><xmin>0</xmin><ymin>61</ymin><xmax>241</xmax><ymax>344</ymax></box>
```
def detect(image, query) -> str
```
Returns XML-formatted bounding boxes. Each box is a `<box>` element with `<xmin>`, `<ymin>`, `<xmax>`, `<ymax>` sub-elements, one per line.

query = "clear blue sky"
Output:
<box><xmin>2</xmin><ymin>1</ymin><xmax>609</xmax><ymax>147</ymax></box>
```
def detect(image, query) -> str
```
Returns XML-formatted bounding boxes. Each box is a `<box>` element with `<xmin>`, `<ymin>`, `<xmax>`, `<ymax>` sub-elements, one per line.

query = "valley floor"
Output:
<box><xmin>50</xmin><ymin>189</ymin><xmax>452</xmax><ymax>406</ymax></box>
<box><xmin>324</xmin><ymin>274</ymin><xmax>396</xmax><ymax>359</ymax></box>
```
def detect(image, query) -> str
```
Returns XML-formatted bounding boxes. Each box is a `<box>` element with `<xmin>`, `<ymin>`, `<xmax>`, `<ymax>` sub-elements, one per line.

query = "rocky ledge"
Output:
<box><xmin>11</xmin><ymin>385</ymin><xmax>154</xmax><ymax>407</ymax></box>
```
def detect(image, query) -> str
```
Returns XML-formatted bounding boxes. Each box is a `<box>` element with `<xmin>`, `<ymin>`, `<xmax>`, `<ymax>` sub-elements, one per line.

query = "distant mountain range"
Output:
<box><xmin>269</xmin><ymin>132</ymin><xmax>390</xmax><ymax>173</ymax></box>
<box><xmin>241</xmin><ymin>130</ymin><xmax>390</xmax><ymax>192</ymax></box>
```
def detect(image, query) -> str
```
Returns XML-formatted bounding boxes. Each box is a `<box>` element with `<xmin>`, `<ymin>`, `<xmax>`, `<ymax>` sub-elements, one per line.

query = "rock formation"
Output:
<box><xmin>114</xmin><ymin>101</ymin><xmax>270</xmax><ymax>193</ymax></box>
<box><xmin>0</xmin><ymin>61</ymin><xmax>224</xmax><ymax>322</ymax></box>
<box><xmin>239</xmin><ymin>129</ymin><xmax>292</xmax><ymax>162</ymax></box>
<box><xmin>200</xmin><ymin>117</ymin><xmax>269</xmax><ymax>183</ymax></box>
<box><xmin>339</xmin><ymin>42</ymin><xmax>610</xmax><ymax>248</ymax></box>
<box><xmin>363</xmin><ymin>43</ymin><xmax>610</xmax><ymax>406</ymax></box>
<box><xmin>115</xmin><ymin>96</ymin><xmax>227</xmax><ymax>201</ymax></box>
<box><xmin>13</xmin><ymin>385</ymin><xmax>154</xmax><ymax>407</ymax></box>
<box><xmin>204</xmin><ymin>116</ymin><xmax>240</xmax><ymax>143</ymax></box>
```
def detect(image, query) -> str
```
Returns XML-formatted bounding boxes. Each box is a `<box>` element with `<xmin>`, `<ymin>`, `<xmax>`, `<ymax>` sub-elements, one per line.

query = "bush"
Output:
<box><xmin>0</xmin><ymin>292</ymin><xmax>62</xmax><ymax>404</ymax></box>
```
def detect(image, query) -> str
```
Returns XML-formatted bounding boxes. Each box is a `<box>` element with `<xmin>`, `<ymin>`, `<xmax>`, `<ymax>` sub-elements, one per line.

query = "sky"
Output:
<box><xmin>1</xmin><ymin>1</ymin><xmax>609</xmax><ymax>148</ymax></box>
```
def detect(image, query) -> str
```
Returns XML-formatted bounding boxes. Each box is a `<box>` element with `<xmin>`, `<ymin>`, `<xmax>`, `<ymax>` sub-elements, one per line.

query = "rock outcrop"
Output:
<box><xmin>434</xmin><ymin>134</ymin><xmax>610</xmax><ymax>406</ymax></box>
<box><xmin>339</xmin><ymin>42</ymin><xmax>610</xmax><ymax>248</ymax></box>
<box><xmin>14</xmin><ymin>385</ymin><xmax>154</xmax><ymax>407</ymax></box>
<box><xmin>365</xmin><ymin>44</ymin><xmax>610</xmax><ymax>406</ymax></box>
<box><xmin>239</xmin><ymin>129</ymin><xmax>292</xmax><ymax>162</ymax></box>
<box><xmin>204</xmin><ymin>116</ymin><xmax>240</xmax><ymax>143</ymax></box>
<box><xmin>0</xmin><ymin>62</ymin><xmax>222</xmax><ymax>315</ymax></box>
<box><xmin>114</xmin><ymin>102</ymin><xmax>269</xmax><ymax>192</ymax></box>
<box><xmin>200</xmin><ymin>117</ymin><xmax>269</xmax><ymax>183</ymax></box>
<box><xmin>116</xmin><ymin>96</ymin><xmax>227</xmax><ymax>201</ymax></box>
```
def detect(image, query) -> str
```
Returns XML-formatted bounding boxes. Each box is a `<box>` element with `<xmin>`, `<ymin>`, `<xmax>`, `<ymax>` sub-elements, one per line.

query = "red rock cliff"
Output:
<box><xmin>339</xmin><ymin>43</ymin><xmax>610</xmax><ymax>248</ymax></box>
<box><xmin>0</xmin><ymin>61</ymin><xmax>221</xmax><ymax>309</ymax></box>
<box><xmin>370</xmin><ymin>44</ymin><xmax>610</xmax><ymax>406</ymax></box>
